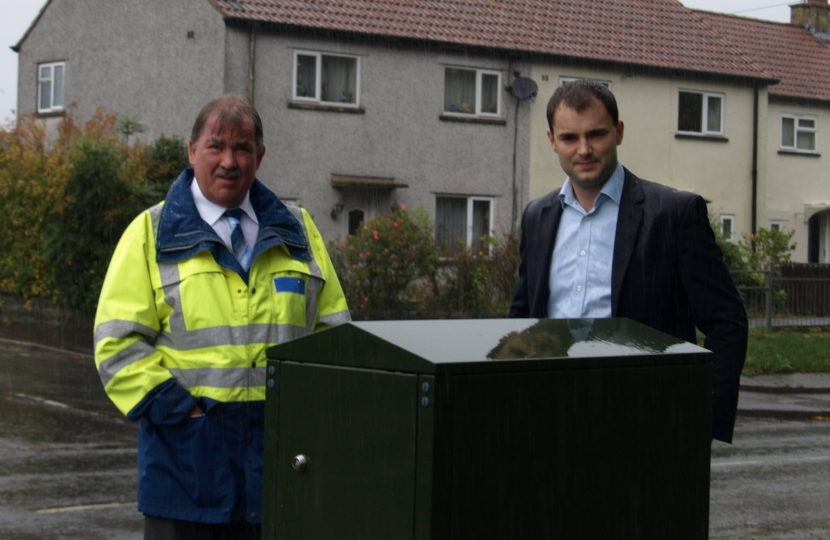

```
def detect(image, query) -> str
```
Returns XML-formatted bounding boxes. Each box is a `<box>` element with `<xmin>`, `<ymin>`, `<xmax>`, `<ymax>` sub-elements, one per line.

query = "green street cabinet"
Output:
<box><xmin>263</xmin><ymin>318</ymin><xmax>712</xmax><ymax>540</ymax></box>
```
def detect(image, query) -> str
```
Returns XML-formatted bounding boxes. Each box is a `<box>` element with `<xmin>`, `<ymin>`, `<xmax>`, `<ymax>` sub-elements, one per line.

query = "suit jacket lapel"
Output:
<box><xmin>611</xmin><ymin>169</ymin><xmax>645</xmax><ymax>316</ymax></box>
<box><xmin>535</xmin><ymin>193</ymin><xmax>562</xmax><ymax>317</ymax></box>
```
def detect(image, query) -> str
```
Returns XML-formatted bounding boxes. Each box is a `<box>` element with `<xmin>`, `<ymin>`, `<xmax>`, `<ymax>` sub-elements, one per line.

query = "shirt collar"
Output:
<box><xmin>190</xmin><ymin>178</ymin><xmax>259</xmax><ymax>225</ymax></box>
<box><xmin>559</xmin><ymin>162</ymin><xmax>625</xmax><ymax>210</ymax></box>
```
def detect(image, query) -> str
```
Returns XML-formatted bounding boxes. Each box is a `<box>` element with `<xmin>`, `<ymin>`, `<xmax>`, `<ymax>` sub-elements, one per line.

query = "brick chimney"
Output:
<box><xmin>791</xmin><ymin>0</ymin><xmax>830</xmax><ymax>36</ymax></box>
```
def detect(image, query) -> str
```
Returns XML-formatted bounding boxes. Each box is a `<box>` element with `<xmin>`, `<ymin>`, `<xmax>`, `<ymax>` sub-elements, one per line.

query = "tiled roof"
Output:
<box><xmin>210</xmin><ymin>0</ymin><xmax>772</xmax><ymax>80</ymax></box>
<box><xmin>695</xmin><ymin>10</ymin><xmax>830</xmax><ymax>103</ymax></box>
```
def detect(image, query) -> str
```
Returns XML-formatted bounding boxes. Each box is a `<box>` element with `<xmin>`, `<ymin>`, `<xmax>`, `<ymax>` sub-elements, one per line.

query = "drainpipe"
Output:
<box><xmin>247</xmin><ymin>25</ymin><xmax>256</xmax><ymax>104</ymax></box>
<box><xmin>751</xmin><ymin>83</ymin><xmax>759</xmax><ymax>238</ymax></box>
<box><xmin>511</xmin><ymin>94</ymin><xmax>520</xmax><ymax>236</ymax></box>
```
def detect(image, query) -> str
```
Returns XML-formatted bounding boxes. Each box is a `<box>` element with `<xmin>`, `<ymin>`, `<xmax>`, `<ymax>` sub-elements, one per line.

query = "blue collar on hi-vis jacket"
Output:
<box><xmin>274</xmin><ymin>277</ymin><xmax>306</xmax><ymax>295</ymax></box>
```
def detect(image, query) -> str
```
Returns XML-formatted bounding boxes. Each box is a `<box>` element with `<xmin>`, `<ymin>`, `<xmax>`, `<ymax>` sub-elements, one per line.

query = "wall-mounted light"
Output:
<box><xmin>330</xmin><ymin>203</ymin><xmax>344</xmax><ymax>220</ymax></box>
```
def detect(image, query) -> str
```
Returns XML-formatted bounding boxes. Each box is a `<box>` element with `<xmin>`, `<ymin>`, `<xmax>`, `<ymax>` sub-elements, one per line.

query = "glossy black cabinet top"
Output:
<box><xmin>266</xmin><ymin>318</ymin><xmax>709</xmax><ymax>374</ymax></box>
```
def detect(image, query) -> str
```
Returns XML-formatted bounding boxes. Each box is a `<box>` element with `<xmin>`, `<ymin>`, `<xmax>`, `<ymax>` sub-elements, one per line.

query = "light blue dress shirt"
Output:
<box><xmin>547</xmin><ymin>163</ymin><xmax>625</xmax><ymax>319</ymax></box>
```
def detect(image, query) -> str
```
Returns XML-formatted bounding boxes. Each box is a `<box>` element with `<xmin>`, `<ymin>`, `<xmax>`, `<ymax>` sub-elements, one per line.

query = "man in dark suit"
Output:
<box><xmin>509</xmin><ymin>80</ymin><xmax>747</xmax><ymax>443</ymax></box>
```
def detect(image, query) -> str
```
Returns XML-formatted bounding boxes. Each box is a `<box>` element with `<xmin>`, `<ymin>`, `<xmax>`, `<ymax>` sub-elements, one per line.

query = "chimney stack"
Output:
<box><xmin>791</xmin><ymin>0</ymin><xmax>830</xmax><ymax>36</ymax></box>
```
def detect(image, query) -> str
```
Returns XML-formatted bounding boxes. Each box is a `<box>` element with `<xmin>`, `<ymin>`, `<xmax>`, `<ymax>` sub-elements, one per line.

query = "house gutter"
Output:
<box><xmin>247</xmin><ymin>24</ymin><xmax>256</xmax><ymax>104</ymax></box>
<box><xmin>751</xmin><ymin>83</ymin><xmax>759</xmax><ymax>236</ymax></box>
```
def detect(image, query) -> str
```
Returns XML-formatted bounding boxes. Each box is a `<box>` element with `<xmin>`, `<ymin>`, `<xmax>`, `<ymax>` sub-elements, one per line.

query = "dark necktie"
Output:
<box><xmin>224</xmin><ymin>209</ymin><xmax>251</xmax><ymax>270</ymax></box>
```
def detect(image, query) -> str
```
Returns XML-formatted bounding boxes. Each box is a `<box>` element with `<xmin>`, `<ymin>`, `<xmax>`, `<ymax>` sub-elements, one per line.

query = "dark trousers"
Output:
<box><xmin>144</xmin><ymin>515</ymin><xmax>261</xmax><ymax>540</ymax></box>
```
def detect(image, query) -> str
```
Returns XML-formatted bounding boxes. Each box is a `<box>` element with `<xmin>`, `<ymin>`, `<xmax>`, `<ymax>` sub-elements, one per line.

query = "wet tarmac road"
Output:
<box><xmin>1</xmin><ymin>339</ymin><xmax>829</xmax><ymax>539</ymax></box>
<box><xmin>0</xmin><ymin>341</ymin><xmax>141</xmax><ymax>540</ymax></box>
<box><xmin>711</xmin><ymin>417</ymin><xmax>830</xmax><ymax>539</ymax></box>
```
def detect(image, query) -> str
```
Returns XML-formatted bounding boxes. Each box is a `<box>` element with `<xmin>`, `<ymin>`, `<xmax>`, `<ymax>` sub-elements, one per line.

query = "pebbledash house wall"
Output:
<box><xmin>16</xmin><ymin>0</ymin><xmax>531</xmax><ymax>244</ymax></box>
<box><xmin>232</xmin><ymin>24</ymin><xmax>531</xmax><ymax>242</ymax></box>
<box><xmin>15</xmin><ymin>0</ymin><xmax>227</xmax><ymax>142</ymax></box>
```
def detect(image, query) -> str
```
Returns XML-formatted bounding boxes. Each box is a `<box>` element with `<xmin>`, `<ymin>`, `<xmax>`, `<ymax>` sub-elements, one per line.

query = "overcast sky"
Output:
<box><xmin>0</xmin><ymin>0</ymin><xmax>794</xmax><ymax>124</ymax></box>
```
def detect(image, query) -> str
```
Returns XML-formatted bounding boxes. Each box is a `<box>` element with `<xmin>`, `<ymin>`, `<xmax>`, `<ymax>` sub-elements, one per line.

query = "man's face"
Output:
<box><xmin>189</xmin><ymin>113</ymin><xmax>266</xmax><ymax>208</ymax></box>
<box><xmin>547</xmin><ymin>99</ymin><xmax>624</xmax><ymax>191</ymax></box>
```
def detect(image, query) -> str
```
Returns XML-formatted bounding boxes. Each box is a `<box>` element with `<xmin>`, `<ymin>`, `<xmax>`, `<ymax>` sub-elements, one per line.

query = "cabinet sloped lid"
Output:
<box><xmin>266</xmin><ymin>318</ymin><xmax>709</xmax><ymax>374</ymax></box>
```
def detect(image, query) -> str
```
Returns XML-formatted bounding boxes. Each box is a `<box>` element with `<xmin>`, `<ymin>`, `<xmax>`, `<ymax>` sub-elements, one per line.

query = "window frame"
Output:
<box><xmin>435</xmin><ymin>195</ymin><xmax>495</xmax><ymax>250</ymax></box>
<box><xmin>780</xmin><ymin>113</ymin><xmax>818</xmax><ymax>153</ymax></box>
<box><xmin>720</xmin><ymin>214</ymin><xmax>735</xmax><ymax>243</ymax></box>
<box><xmin>768</xmin><ymin>220</ymin><xmax>783</xmax><ymax>233</ymax></box>
<box><xmin>442</xmin><ymin>67</ymin><xmax>503</xmax><ymax>118</ymax></box>
<box><xmin>37</xmin><ymin>61</ymin><xmax>65</xmax><ymax>114</ymax></box>
<box><xmin>677</xmin><ymin>89</ymin><xmax>724</xmax><ymax>136</ymax></box>
<box><xmin>292</xmin><ymin>50</ymin><xmax>361</xmax><ymax>108</ymax></box>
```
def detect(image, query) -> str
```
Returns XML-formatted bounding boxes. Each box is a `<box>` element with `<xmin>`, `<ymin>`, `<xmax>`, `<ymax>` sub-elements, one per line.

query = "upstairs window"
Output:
<box><xmin>678</xmin><ymin>90</ymin><xmax>723</xmax><ymax>135</ymax></box>
<box><xmin>38</xmin><ymin>62</ymin><xmax>64</xmax><ymax>113</ymax></box>
<box><xmin>293</xmin><ymin>51</ymin><xmax>359</xmax><ymax>106</ymax></box>
<box><xmin>781</xmin><ymin>114</ymin><xmax>817</xmax><ymax>153</ymax></box>
<box><xmin>435</xmin><ymin>196</ymin><xmax>494</xmax><ymax>251</ymax></box>
<box><xmin>443</xmin><ymin>68</ymin><xmax>501</xmax><ymax>117</ymax></box>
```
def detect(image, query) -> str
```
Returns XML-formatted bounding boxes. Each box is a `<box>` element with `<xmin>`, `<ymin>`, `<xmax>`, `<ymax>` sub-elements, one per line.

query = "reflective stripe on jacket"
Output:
<box><xmin>93</xmin><ymin>168</ymin><xmax>350</xmax><ymax>523</ymax></box>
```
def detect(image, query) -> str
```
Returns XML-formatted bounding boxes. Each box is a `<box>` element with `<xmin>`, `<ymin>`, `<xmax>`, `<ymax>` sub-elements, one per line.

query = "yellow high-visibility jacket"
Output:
<box><xmin>93</xmin><ymin>168</ymin><xmax>349</xmax><ymax>523</ymax></box>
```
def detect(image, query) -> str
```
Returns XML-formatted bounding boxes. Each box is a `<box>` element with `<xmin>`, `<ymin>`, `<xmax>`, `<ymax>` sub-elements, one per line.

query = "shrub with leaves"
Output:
<box><xmin>739</xmin><ymin>227</ymin><xmax>797</xmax><ymax>269</ymax></box>
<box><xmin>145</xmin><ymin>134</ymin><xmax>189</xmax><ymax>199</ymax></box>
<box><xmin>41</xmin><ymin>138</ymin><xmax>135</xmax><ymax>311</ymax></box>
<box><xmin>427</xmin><ymin>234</ymin><xmax>520</xmax><ymax>314</ymax></box>
<box><xmin>435</xmin><ymin>238</ymin><xmax>496</xmax><ymax>313</ymax></box>
<box><xmin>709</xmin><ymin>214</ymin><xmax>797</xmax><ymax>273</ymax></box>
<box><xmin>332</xmin><ymin>204</ymin><xmax>439</xmax><ymax>311</ymax></box>
<box><xmin>0</xmin><ymin>115</ymin><xmax>68</xmax><ymax>300</ymax></box>
<box><xmin>708</xmin><ymin>214</ymin><xmax>798</xmax><ymax>316</ymax></box>
<box><xmin>488</xmin><ymin>233</ymin><xmax>521</xmax><ymax>310</ymax></box>
<box><xmin>0</xmin><ymin>108</ymin><xmax>191</xmax><ymax>311</ymax></box>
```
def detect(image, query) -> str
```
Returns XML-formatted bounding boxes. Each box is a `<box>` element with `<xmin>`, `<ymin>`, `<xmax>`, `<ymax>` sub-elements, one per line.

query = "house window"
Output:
<box><xmin>559</xmin><ymin>77</ymin><xmax>611</xmax><ymax>89</ymax></box>
<box><xmin>38</xmin><ymin>62</ymin><xmax>64</xmax><ymax>113</ymax></box>
<box><xmin>781</xmin><ymin>114</ymin><xmax>817</xmax><ymax>152</ymax></box>
<box><xmin>435</xmin><ymin>196</ymin><xmax>494</xmax><ymax>250</ymax></box>
<box><xmin>443</xmin><ymin>68</ymin><xmax>501</xmax><ymax>116</ymax></box>
<box><xmin>678</xmin><ymin>90</ymin><xmax>723</xmax><ymax>135</ymax></box>
<box><xmin>293</xmin><ymin>51</ymin><xmax>359</xmax><ymax>106</ymax></box>
<box><xmin>769</xmin><ymin>220</ymin><xmax>782</xmax><ymax>233</ymax></box>
<box><xmin>720</xmin><ymin>214</ymin><xmax>734</xmax><ymax>242</ymax></box>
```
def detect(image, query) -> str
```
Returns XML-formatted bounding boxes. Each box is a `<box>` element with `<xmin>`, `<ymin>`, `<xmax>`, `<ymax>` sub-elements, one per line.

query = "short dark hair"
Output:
<box><xmin>546</xmin><ymin>80</ymin><xmax>619</xmax><ymax>132</ymax></box>
<box><xmin>191</xmin><ymin>94</ymin><xmax>264</xmax><ymax>151</ymax></box>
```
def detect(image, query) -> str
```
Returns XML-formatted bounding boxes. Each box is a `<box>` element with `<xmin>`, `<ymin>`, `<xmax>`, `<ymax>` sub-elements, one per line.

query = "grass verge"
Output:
<box><xmin>743</xmin><ymin>327</ymin><xmax>830</xmax><ymax>376</ymax></box>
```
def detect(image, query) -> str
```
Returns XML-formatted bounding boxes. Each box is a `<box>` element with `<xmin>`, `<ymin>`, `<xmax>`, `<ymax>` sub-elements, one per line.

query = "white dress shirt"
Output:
<box><xmin>190</xmin><ymin>179</ymin><xmax>259</xmax><ymax>253</ymax></box>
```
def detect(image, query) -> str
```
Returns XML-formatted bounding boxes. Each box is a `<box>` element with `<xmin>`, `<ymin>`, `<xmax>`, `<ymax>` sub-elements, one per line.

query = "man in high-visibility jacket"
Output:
<box><xmin>94</xmin><ymin>95</ymin><xmax>350</xmax><ymax>540</ymax></box>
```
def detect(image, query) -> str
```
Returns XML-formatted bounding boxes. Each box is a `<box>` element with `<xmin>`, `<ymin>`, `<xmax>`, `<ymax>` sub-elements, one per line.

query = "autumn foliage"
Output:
<box><xmin>0</xmin><ymin>109</ymin><xmax>188</xmax><ymax>311</ymax></box>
